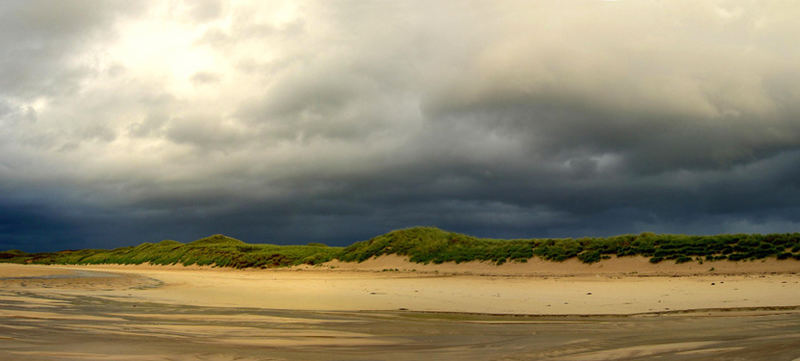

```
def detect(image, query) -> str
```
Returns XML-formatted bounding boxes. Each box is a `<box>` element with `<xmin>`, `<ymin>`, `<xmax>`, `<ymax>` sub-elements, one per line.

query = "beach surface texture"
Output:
<box><xmin>1</xmin><ymin>259</ymin><xmax>799</xmax><ymax>360</ymax></box>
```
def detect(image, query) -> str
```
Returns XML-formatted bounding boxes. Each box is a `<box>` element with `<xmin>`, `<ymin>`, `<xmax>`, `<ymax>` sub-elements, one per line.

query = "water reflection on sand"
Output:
<box><xmin>1</xmin><ymin>288</ymin><xmax>800</xmax><ymax>361</ymax></box>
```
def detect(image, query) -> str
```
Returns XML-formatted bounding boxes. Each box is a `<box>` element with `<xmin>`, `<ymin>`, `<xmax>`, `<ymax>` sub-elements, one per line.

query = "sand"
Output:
<box><xmin>52</xmin><ymin>268</ymin><xmax>799</xmax><ymax>315</ymax></box>
<box><xmin>325</xmin><ymin>254</ymin><xmax>800</xmax><ymax>276</ymax></box>
<box><xmin>1</xmin><ymin>259</ymin><xmax>800</xmax><ymax>360</ymax></box>
<box><xmin>14</xmin><ymin>256</ymin><xmax>796</xmax><ymax>315</ymax></box>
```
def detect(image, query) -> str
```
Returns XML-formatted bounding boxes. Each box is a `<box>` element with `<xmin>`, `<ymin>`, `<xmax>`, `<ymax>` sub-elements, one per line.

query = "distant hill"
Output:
<box><xmin>2</xmin><ymin>226</ymin><xmax>800</xmax><ymax>268</ymax></box>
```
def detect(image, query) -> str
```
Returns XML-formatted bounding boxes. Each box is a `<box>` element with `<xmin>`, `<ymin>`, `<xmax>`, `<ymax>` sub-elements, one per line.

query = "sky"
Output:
<box><xmin>2</xmin><ymin>1</ymin><xmax>800</xmax><ymax>251</ymax></box>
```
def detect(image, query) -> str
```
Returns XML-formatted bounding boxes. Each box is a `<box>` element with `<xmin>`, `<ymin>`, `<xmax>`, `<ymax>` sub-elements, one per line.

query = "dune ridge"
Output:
<box><xmin>3</xmin><ymin>227</ymin><xmax>800</xmax><ymax>271</ymax></box>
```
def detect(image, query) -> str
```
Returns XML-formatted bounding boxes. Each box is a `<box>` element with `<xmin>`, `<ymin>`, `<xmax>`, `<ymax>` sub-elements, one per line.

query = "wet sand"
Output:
<box><xmin>1</xmin><ymin>262</ymin><xmax>799</xmax><ymax>360</ymax></box>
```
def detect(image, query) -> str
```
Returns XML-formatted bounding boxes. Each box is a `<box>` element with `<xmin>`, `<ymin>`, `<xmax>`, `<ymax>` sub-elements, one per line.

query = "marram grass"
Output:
<box><xmin>2</xmin><ymin>227</ymin><xmax>800</xmax><ymax>268</ymax></box>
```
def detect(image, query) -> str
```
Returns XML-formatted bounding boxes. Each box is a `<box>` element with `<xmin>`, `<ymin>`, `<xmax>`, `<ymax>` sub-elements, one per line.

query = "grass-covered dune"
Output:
<box><xmin>0</xmin><ymin>235</ymin><xmax>341</xmax><ymax>269</ymax></box>
<box><xmin>339</xmin><ymin>227</ymin><xmax>800</xmax><ymax>265</ymax></box>
<box><xmin>2</xmin><ymin>227</ymin><xmax>800</xmax><ymax>268</ymax></box>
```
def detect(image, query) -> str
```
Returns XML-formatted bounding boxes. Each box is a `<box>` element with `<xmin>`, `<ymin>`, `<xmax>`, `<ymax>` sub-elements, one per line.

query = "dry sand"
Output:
<box><xmin>326</xmin><ymin>254</ymin><xmax>800</xmax><ymax>276</ymax></box>
<box><xmin>21</xmin><ymin>256</ymin><xmax>798</xmax><ymax>315</ymax></box>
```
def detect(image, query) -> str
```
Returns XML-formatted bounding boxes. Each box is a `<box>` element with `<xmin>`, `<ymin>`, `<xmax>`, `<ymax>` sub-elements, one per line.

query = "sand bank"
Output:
<box><xmin>324</xmin><ymin>254</ymin><xmax>800</xmax><ymax>276</ymax></box>
<box><xmin>1</xmin><ymin>257</ymin><xmax>796</xmax><ymax>315</ymax></box>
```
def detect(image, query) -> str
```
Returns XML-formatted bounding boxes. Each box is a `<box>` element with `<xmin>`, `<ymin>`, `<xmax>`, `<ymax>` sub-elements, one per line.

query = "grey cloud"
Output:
<box><xmin>185</xmin><ymin>0</ymin><xmax>222</xmax><ymax>22</ymax></box>
<box><xmin>165</xmin><ymin>115</ymin><xmax>250</xmax><ymax>149</ymax></box>
<box><xmin>0</xmin><ymin>0</ymin><xmax>145</xmax><ymax>100</ymax></box>
<box><xmin>190</xmin><ymin>72</ymin><xmax>221</xmax><ymax>85</ymax></box>
<box><xmin>2</xmin><ymin>1</ymin><xmax>800</xmax><ymax>251</ymax></box>
<box><xmin>129</xmin><ymin>111</ymin><xmax>168</xmax><ymax>138</ymax></box>
<box><xmin>236</xmin><ymin>74</ymin><xmax>400</xmax><ymax>142</ymax></box>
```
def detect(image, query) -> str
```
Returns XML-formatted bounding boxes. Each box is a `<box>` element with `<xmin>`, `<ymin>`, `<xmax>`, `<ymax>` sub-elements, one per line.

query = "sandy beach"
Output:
<box><xmin>35</xmin><ymin>258</ymin><xmax>800</xmax><ymax>315</ymax></box>
<box><xmin>1</xmin><ymin>259</ymin><xmax>800</xmax><ymax>360</ymax></box>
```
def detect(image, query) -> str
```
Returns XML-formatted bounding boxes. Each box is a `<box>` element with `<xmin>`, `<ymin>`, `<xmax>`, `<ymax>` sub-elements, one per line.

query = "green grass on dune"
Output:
<box><xmin>337</xmin><ymin>227</ymin><xmax>534</xmax><ymax>265</ymax></box>
<box><xmin>1</xmin><ymin>235</ymin><xmax>342</xmax><ymax>269</ymax></box>
<box><xmin>337</xmin><ymin>227</ymin><xmax>800</xmax><ymax>265</ymax></box>
<box><xmin>2</xmin><ymin>227</ymin><xmax>800</xmax><ymax>268</ymax></box>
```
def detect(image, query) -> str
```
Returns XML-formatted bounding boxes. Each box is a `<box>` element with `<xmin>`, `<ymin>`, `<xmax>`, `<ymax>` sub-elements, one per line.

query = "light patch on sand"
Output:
<box><xmin>560</xmin><ymin>341</ymin><xmax>720</xmax><ymax>360</ymax></box>
<box><xmin>209</xmin><ymin>336</ymin><xmax>398</xmax><ymax>347</ymax></box>
<box><xmin>676</xmin><ymin>346</ymin><xmax>746</xmax><ymax>355</ymax></box>
<box><xmin>464</xmin><ymin>320</ymin><xmax>585</xmax><ymax>324</ymax></box>
<box><xmin>127</xmin><ymin>325</ymin><xmax>378</xmax><ymax>340</ymax></box>
<box><xmin>56</xmin><ymin>322</ymin><xmax>393</xmax><ymax>348</ymax></box>
<box><xmin>0</xmin><ymin>294</ymin><xmax>70</xmax><ymax>307</ymax></box>
<box><xmin>0</xmin><ymin>324</ymin><xmax>37</xmax><ymax>330</ymax></box>
<box><xmin>0</xmin><ymin>310</ymin><xmax>125</xmax><ymax>322</ymax></box>
<box><xmin>7</xmin><ymin>351</ymin><xmax>160</xmax><ymax>360</ymax></box>
<box><xmin>109</xmin><ymin>312</ymin><xmax>350</xmax><ymax>324</ymax></box>
<box><xmin>57</xmin><ymin>325</ymin><xmax>187</xmax><ymax>339</ymax></box>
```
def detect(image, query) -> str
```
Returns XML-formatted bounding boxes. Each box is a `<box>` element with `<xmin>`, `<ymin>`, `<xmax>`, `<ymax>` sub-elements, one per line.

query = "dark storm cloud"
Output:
<box><xmin>2</xmin><ymin>1</ymin><xmax>800</xmax><ymax>251</ymax></box>
<box><xmin>0</xmin><ymin>203</ymin><xmax>73</xmax><ymax>252</ymax></box>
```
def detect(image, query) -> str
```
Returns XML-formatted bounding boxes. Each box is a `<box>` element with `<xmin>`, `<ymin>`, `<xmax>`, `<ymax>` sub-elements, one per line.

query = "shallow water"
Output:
<box><xmin>1</xmin><ymin>289</ymin><xmax>799</xmax><ymax>361</ymax></box>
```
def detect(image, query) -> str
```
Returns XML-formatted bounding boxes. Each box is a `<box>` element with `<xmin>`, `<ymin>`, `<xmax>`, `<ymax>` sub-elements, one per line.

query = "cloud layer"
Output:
<box><xmin>2</xmin><ymin>1</ymin><xmax>800</xmax><ymax>250</ymax></box>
